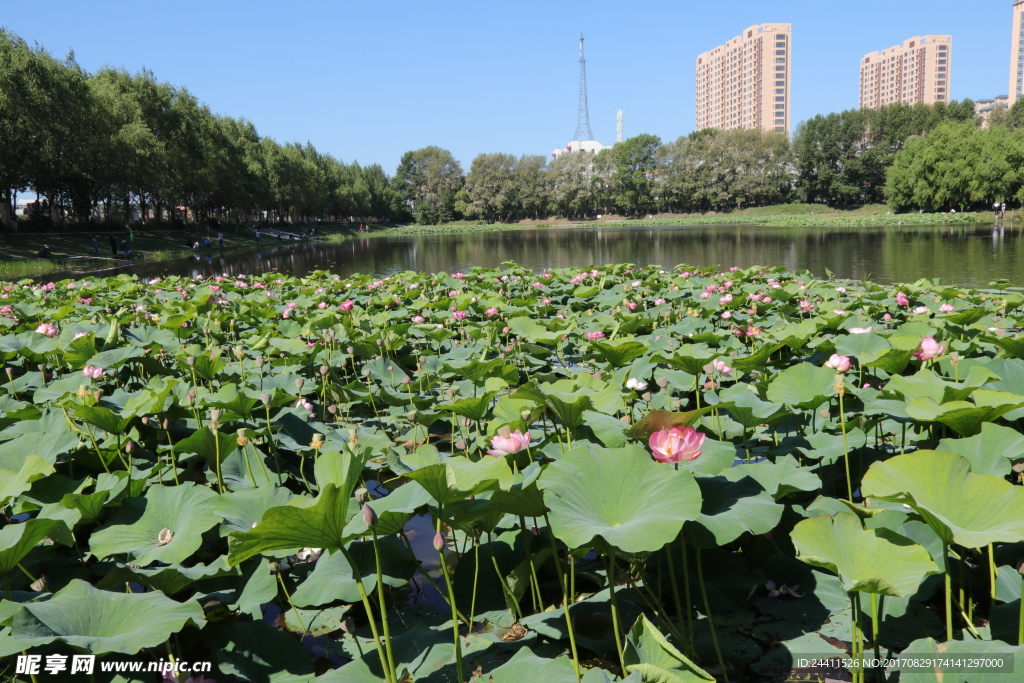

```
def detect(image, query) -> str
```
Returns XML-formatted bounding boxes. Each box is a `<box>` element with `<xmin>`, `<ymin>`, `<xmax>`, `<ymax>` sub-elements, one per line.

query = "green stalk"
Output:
<box><xmin>697</xmin><ymin>548</ymin><xmax>727</xmax><ymax>681</ymax></box>
<box><xmin>520</xmin><ymin>515</ymin><xmax>543</xmax><ymax>612</ymax></box>
<box><xmin>851</xmin><ymin>592</ymin><xmax>862</xmax><ymax>683</ymax></box>
<box><xmin>437</xmin><ymin>518</ymin><xmax>464</xmax><ymax>683</ymax></box>
<box><xmin>1018</xmin><ymin>574</ymin><xmax>1024</xmax><ymax>646</ymax></box>
<box><xmin>606</xmin><ymin>549</ymin><xmax>627</xmax><ymax>676</ymax></box>
<box><xmin>397</xmin><ymin>530</ymin><xmax>472</xmax><ymax>628</ymax></box>
<box><xmin>339</xmin><ymin>547</ymin><xmax>394</xmax><ymax>683</ymax></box>
<box><xmin>990</xmin><ymin>544</ymin><xmax>997</xmax><ymax>601</ymax></box>
<box><xmin>470</xmin><ymin>536</ymin><xmax>480</xmax><ymax>629</ymax></box>
<box><xmin>488</xmin><ymin>530</ymin><xmax>523</xmax><ymax>621</ymax></box>
<box><xmin>664</xmin><ymin>538</ymin><xmax>689</xmax><ymax>656</ymax></box>
<box><xmin>544</xmin><ymin>515</ymin><xmax>582</xmax><ymax>683</ymax></box>
<box><xmin>680</xmin><ymin>534</ymin><xmax>695</xmax><ymax>657</ymax></box>
<box><xmin>839</xmin><ymin>389</ymin><xmax>853</xmax><ymax>501</ymax></box>
<box><xmin>276</xmin><ymin>572</ymin><xmax>307</xmax><ymax>637</ymax></box>
<box><xmin>370</xmin><ymin>528</ymin><xmax>398</xmax><ymax>683</ymax></box>
<box><xmin>944</xmin><ymin>543</ymin><xmax>953</xmax><ymax>642</ymax></box>
<box><xmin>871</xmin><ymin>593</ymin><xmax>881</xmax><ymax>674</ymax></box>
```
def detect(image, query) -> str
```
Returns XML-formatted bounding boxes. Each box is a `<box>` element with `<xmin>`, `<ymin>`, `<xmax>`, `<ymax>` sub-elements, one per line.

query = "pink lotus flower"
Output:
<box><xmin>485</xmin><ymin>307</ymin><xmax>499</xmax><ymax>317</ymax></box>
<box><xmin>939</xmin><ymin>303</ymin><xmax>955</xmax><ymax>313</ymax></box>
<box><xmin>453</xmin><ymin>311</ymin><xmax>468</xmax><ymax>320</ymax></box>
<box><xmin>654</xmin><ymin>298</ymin><xmax>666</xmax><ymax>305</ymax></box>
<box><xmin>72</xmin><ymin>331</ymin><xmax>88</xmax><ymax>340</ymax></box>
<box><xmin>411</xmin><ymin>315</ymin><xmax>426</xmax><ymax>323</ymax></box>
<box><xmin>317</xmin><ymin>302</ymin><xmax>328</xmax><ymax>309</ymax></box>
<box><xmin>703</xmin><ymin>359</ymin><xmax>733</xmax><ymax>377</ymax></box>
<box><xmin>799</xmin><ymin>300</ymin><xmax>814</xmax><ymax>312</ymax></box>
<box><xmin>626</xmin><ymin>301</ymin><xmax>637</xmax><ymax>311</ymax></box>
<box><xmin>914</xmin><ymin>337</ymin><xmax>946</xmax><ymax>361</ymax></box>
<box><xmin>895</xmin><ymin>291</ymin><xmax>909</xmax><ymax>307</ymax></box>
<box><xmin>849</xmin><ymin>327</ymin><xmax>873</xmax><ymax>334</ymax></box>
<box><xmin>82</xmin><ymin>366</ymin><xmax>105</xmax><ymax>379</ymax></box>
<box><xmin>700</xmin><ymin>292</ymin><xmax>711</xmax><ymax>300</ymax></box>
<box><xmin>339</xmin><ymin>300</ymin><xmax>354</xmax><ymax>311</ymax></box>
<box><xmin>722</xmin><ymin>311</ymin><xmax>732</xmax><ymax>319</ymax></box>
<box><xmin>649</xmin><ymin>426</ymin><xmax>705</xmax><ymax>464</ymax></box>
<box><xmin>719</xmin><ymin>294</ymin><xmax>733</xmax><ymax>305</ymax></box>
<box><xmin>585</xmin><ymin>331</ymin><xmax>605</xmax><ymax>341</ymax></box>
<box><xmin>883</xmin><ymin>313</ymin><xmax>892</xmax><ymax>321</ymax></box>
<box><xmin>35</xmin><ymin>323</ymin><xmax>58</xmax><ymax>338</ymax></box>
<box><xmin>825</xmin><ymin>354</ymin><xmax>851</xmax><ymax>373</ymax></box>
<box><xmin>487</xmin><ymin>427</ymin><xmax>531</xmax><ymax>457</ymax></box>
<box><xmin>625</xmin><ymin>378</ymin><xmax>649</xmax><ymax>391</ymax></box>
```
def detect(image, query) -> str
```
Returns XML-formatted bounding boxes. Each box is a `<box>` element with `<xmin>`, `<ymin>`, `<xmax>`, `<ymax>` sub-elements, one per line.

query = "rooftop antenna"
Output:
<box><xmin>615</xmin><ymin>108</ymin><xmax>625</xmax><ymax>143</ymax></box>
<box><xmin>573</xmin><ymin>33</ymin><xmax>596</xmax><ymax>142</ymax></box>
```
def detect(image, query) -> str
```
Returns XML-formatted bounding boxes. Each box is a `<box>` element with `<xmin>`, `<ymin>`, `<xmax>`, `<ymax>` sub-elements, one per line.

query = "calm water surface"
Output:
<box><xmin>77</xmin><ymin>222</ymin><xmax>1024</xmax><ymax>286</ymax></box>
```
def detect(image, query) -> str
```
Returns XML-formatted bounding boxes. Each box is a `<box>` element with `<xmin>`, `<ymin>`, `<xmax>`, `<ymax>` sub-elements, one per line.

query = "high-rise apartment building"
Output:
<box><xmin>695</xmin><ymin>23</ymin><xmax>792</xmax><ymax>133</ymax></box>
<box><xmin>1010</xmin><ymin>1</ymin><xmax>1024</xmax><ymax>101</ymax></box>
<box><xmin>859</xmin><ymin>36</ymin><xmax>952</xmax><ymax>110</ymax></box>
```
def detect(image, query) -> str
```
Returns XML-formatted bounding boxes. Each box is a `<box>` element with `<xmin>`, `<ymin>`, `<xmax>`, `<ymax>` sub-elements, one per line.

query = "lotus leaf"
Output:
<box><xmin>10</xmin><ymin>579</ymin><xmax>205</xmax><ymax>654</ymax></box>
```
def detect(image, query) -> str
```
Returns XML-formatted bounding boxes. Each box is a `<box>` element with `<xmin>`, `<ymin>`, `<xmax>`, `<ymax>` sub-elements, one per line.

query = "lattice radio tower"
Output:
<box><xmin>573</xmin><ymin>33</ymin><xmax>596</xmax><ymax>142</ymax></box>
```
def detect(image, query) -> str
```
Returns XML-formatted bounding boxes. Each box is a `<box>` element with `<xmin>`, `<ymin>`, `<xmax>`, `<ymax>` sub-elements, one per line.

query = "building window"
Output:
<box><xmin>775</xmin><ymin>58</ymin><xmax>786</xmax><ymax>63</ymax></box>
<box><xmin>775</xmin><ymin>104</ymin><xmax>785</xmax><ymax>110</ymax></box>
<box><xmin>937</xmin><ymin>67</ymin><xmax>946</xmax><ymax>72</ymax></box>
<box><xmin>775</xmin><ymin>96</ymin><xmax>785</xmax><ymax>102</ymax></box>
<box><xmin>775</xmin><ymin>66</ymin><xmax>786</xmax><ymax>71</ymax></box>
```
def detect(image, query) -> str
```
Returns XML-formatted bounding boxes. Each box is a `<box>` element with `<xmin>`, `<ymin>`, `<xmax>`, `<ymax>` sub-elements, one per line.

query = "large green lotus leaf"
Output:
<box><xmin>0</xmin><ymin>431</ymin><xmax>80</xmax><ymax>466</ymax></box>
<box><xmin>685</xmin><ymin>476</ymin><xmax>783</xmax><ymax>549</ymax></box>
<box><xmin>590</xmin><ymin>339</ymin><xmax>649</xmax><ymax>368</ymax></box>
<box><xmin>538</xmin><ymin>444</ymin><xmax>702</xmax><ymax>553</ymax></box>
<box><xmin>584</xmin><ymin>409</ymin><xmax>631</xmax><ymax>447</ymax></box>
<box><xmin>86</xmin><ymin>345</ymin><xmax>145</xmax><ymax>369</ymax></box>
<box><xmin>0</xmin><ymin>518</ymin><xmax>71</xmax><ymax>575</ymax></box>
<box><xmin>938</xmin><ymin>422</ymin><xmax>1024</xmax><ymax>476</ymax></box>
<box><xmin>10</xmin><ymin>579</ymin><xmax>205</xmax><ymax>655</ymax></box>
<box><xmin>404</xmin><ymin>455</ymin><xmax>513</xmax><ymax>506</ymax></box>
<box><xmin>904</xmin><ymin>391</ymin><xmax>1024</xmax><ymax>437</ymax></box>
<box><xmin>765</xmin><ymin>362</ymin><xmax>836</xmax><ymax>408</ymax></box>
<box><xmin>791</xmin><ymin>512</ymin><xmax>939</xmax><ymax>597</ymax></box>
<box><xmin>861</xmin><ymin>450</ymin><xmax>1024</xmax><ymax>547</ymax></box>
<box><xmin>0</xmin><ymin>455</ymin><xmax>54</xmax><ymax>506</ymax></box>
<box><xmin>719</xmin><ymin>386</ymin><xmax>789</xmax><ymax>429</ymax></box>
<box><xmin>71</xmin><ymin>405</ymin><xmax>133</xmax><ymax>436</ymax></box>
<box><xmin>486</xmin><ymin>462</ymin><xmax>548</xmax><ymax>517</ymax></box>
<box><xmin>89</xmin><ymin>483</ymin><xmax>220</xmax><ymax>566</ymax></box>
<box><xmin>291</xmin><ymin>537</ymin><xmax>416</xmax><ymax>607</ymax></box>
<box><xmin>623</xmin><ymin>614</ymin><xmax>715</xmax><ymax>683</ymax></box>
<box><xmin>344</xmin><ymin>481</ymin><xmax>433</xmax><ymax>537</ymax></box>
<box><xmin>441</xmin><ymin>391</ymin><xmax>498</xmax><ymax>421</ymax></box>
<box><xmin>723</xmin><ymin>461</ymin><xmax>822</xmax><ymax>500</ymax></box>
<box><xmin>834</xmin><ymin>332</ymin><xmax>890</xmax><ymax>361</ymax></box>
<box><xmin>474</xmin><ymin>646</ymin><xmax>589</xmax><ymax>683</ymax></box>
<box><xmin>732</xmin><ymin>342</ymin><xmax>786</xmax><ymax>373</ymax></box>
<box><xmin>215</xmin><ymin>619</ymin><xmax>315</xmax><ymax>683</ymax></box>
<box><xmin>653</xmin><ymin>347</ymin><xmax>715</xmax><ymax>375</ymax></box>
<box><xmin>313</xmin><ymin>448</ymin><xmax>368</xmax><ymax>499</ymax></box>
<box><xmin>793</xmin><ymin>429</ymin><xmax>868</xmax><ymax>465</ymax></box>
<box><xmin>896</xmin><ymin>637</ymin><xmax>1024</xmax><ymax>683</ymax></box>
<box><xmin>227</xmin><ymin>484</ymin><xmax>357</xmax><ymax>566</ymax></box>
<box><xmin>213</xmin><ymin>486</ymin><xmax>296</xmax><ymax>535</ymax></box>
<box><xmin>173</xmin><ymin>426</ymin><xmax>241</xmax><ymax>463</ymax></box>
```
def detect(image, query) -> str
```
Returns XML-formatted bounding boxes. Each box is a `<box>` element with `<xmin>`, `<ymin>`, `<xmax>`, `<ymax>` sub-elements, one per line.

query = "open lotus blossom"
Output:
<box><xmin>649</xmin><ymin>425</ymin><xmax>705</xmax><ymax>463</ymax></box>
<box><xmin>35</xmin><ymin>322</ymin><xmax>58</xmax><ymax>337</ymax></box>
<box><xmin>82</xmin><ymin>365</ymin><xmax>105</xmax><ymax>379</ymax></box>
<box><xmin>453</xmin><ymin>310</ymin><xmax>468</xmax><ymax>320</ymax></box>
<box><xmin>485</xmin><ymin>307</ymin><xmax>499</xmax><ymax>316</ymax></box>
<box><xmin>487</xmin><ymin>428</ymin><xmax>531</xmax><ymax>457</ymax></box>
<box><xmin>411</xmin><ymin>315</ymin><xmax>426</xmax><ymax>323</ymax></box>
<box><xmin>338</xmin><ymin>300</ymin><xmax>354</xmax><ymax>311</ymax></box>
<box><xmin>585</xmin><ymin>330</ymin><xmax>605</xmax><ymax>341</ymax></box>
<box><xmin>703</xmin><ymin>359</ymin><xmax>733</xmax><ymax>377</ymax></box>
<box><xmin>825</xmin><ymin>354</ymin><xmax>851</xmax><ymax>373</ymax></box>
<box><xmin>625</xmin><ymin>377</ymin><xmax>649</xmax><ymax>391</ymax></box>
<box><xmin>914</xmin><ymin>337</ymin><xmax>946</xmax><ymax>361</ymax></box>
<box><xmin>719</xmin><ymin>294</ymin><xmax>733</xmax><ymax>305</ymax></box>
<box><xmin>849</xmin><ymin>326</ymin><xmax>873</xmax><ymax>334</ymax></box>
<box><xmin>939</xmin><ymin>303</ymin><xmax>955</xmax><ymax>313</ymax></box>
<box><xmin>895</xmin><ymin>291</ymin><xmax>909</xmax><ymax>306</ymax></box>
<box><xmin>913</xmin><ymin>306</ymin><xmax>929</xmax><ymax>315</ymax></box>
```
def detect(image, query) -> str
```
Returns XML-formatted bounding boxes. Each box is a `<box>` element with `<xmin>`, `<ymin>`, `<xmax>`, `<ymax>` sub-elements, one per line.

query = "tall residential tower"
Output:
<box><xmin>1011</xmin><ymin>1</ymin><xmax>1024</xmax><ymax>101</ymax></box>
<box><xmin>859</xmin><ymin>36</ymin><xmax>952</xmax><ymax>110</ymax></box>
<box><xmin>695</xmin><ymin>23</ymin><xmax>792</xmax><ymax>133</ymax></box>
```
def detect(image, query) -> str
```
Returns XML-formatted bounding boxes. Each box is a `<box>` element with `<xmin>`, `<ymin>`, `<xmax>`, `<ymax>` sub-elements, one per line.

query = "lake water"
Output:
<box><xmin>71</xmin><ymin>222</ymin><xmax>1024</xmax><ymax>286</ymax></box>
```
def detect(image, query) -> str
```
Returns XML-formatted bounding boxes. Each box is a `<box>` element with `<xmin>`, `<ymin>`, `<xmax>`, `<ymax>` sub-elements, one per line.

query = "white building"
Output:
<box><xmin>551</xmin><ymin>139</ymin><xmax>613</xmax><ymax>159</ymax></box>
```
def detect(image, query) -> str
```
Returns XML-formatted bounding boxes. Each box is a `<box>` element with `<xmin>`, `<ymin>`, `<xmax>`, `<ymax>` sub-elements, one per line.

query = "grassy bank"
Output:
<box><xmin>368</xmin><ymin>207</ymin><xmax>985</xmax><ymax>237</ymax></box>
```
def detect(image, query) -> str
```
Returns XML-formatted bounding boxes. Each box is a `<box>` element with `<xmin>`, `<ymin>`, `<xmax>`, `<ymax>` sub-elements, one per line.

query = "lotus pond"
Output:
<box><xmin>4</xmin><ymin>264</ymin><xmax>1024</xmax><ymax>682</ymax></box>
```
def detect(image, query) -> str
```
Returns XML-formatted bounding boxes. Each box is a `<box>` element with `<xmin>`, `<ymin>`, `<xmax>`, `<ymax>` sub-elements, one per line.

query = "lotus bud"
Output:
<box><xmin>163</xmin><ymin>418</ymin><xmax>171</xmax><ymax>430</ymax></box>
<box><xmin>433</xmin><ymin>531</ymin><xmax>446</xmax><ymax>552</ymax></box>
<box><xmin>455</xmin><ymin>439</ymin><xmax>467</xmax><ymax>451</ymax></box>
<box><xmin>328</xmin><ymin>404</ymin><xmax>338</xmax><ymax>415</ymax></box>
<box><xmin>309</xmin><ymin>433</ymin><xmax>324</xmax><ymax>450</ymax></box>
<box><xmin>125</xmin><ymin>441</ymin><xmax>134</xmax><ymax>454</ymax></box>
<box><xmin>362</xmin><ymin>369</ymin><xmax>371</xmax><ymax>378</ymax></box>
<box><xmin>347</xmin><ymin>346</ymin><xmax>354</xmax><ymax>355</ymax></box>
<box><xmin>402</xmin><ymin>376</ymin><xmax>411</xmax><ymax>385</ymax></box>
<box><xmin>29</xmin><ymin>575</ymin><xmax>47</xmax><ymax>592</ymax></box>
<box><xmin>641</xmin><ymin>392</ymin><xmax>652</xmax><ymax>402</ymax></box>
<box><xmin>320</xmin><ymin>365</ymin><xmax>329</xmax><ymax>376</ymax></box>
<box><xmin>656</xmin><ymin>377</ymin><xmax>669</xmax><ymax>388</ymax></box>
<box><xmin>362</xmin><ymin>504</ymin><xmax>378</xmax><ymax>528</ymax></box>
<box><xmin>141</xmin><ymin>416</ymin><xmax>149</xmax><ymax>425</ymax></box>
<box><xmin>620</xmin><ymin>416</ymin><xmax>631</xmax><ymax>424</ymax></box>
<box><xmin>186</xmin><ymin>391</ymin><xmax>195</xmax><ymax>406</ymax></box>
<box><xmin>236</xmin><ymin>428</ymin><xmax>249</xmax><ymax>446</ymax></box>
<box><xmin>260</xmin><ymin>393</ymin><xmax>271</xmax><ymax>406</ymax></box>
<box><xmin>294</xmin><ymin>378</ymin><xmax>304</xmax><ymax>391</ymax></box>
<box><xmin>461</xmin><ymin>417</ymin><xmax>472</xmax><ymax>427</ymax></box>
<box><xmin>186</xmin><ymin>356</ymin><xmax>196</xmax><ymax>367</ymax></box>
<box><xmin>156</xmin><ymin>528</ymin><xmax>174</xmax><ymax>546</ymax></box>
<box><xmin>93</xmin><ymin>390</ymin><xmax>103</xmax><ymax>402</ymax></box>
<box><xmin>256</xmin><ymin>355</ymin><xmax>265</xmax><ymax>368</ymax></box>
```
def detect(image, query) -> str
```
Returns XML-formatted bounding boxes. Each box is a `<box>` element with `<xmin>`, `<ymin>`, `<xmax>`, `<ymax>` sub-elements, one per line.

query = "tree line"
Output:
<box><xmin>0</xmin><ymin>29</ymin><xmax>399</xmax><ymax>229</ymax></box>
<box><xmin>0</xmin><ymin>26</ymin><xmax>1007</xmax><ymax>231</ymax></box>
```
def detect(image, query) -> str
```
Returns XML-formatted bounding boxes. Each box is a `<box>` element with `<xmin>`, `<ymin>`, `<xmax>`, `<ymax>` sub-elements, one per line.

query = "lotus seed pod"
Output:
<box><xmin>156</xmin><ymin>528</ymin><xmax>174</xmax><ymax>546</ymax></box>
<box><xmin>362</xmin><ymin>504</ymin><xmax>378</xmax><ymax>528</ymax></box>
<box><xmin>433</xmin><ymin>531</ymin><xmax>446</xmax><ymax>552</ymax></box>
<box><xmin>309</xmin><ymin>433</ymin><xmax>324</xmax><ymax>450</ymax></box>
<box><xmin>76</xmin><ymin>385</ymin><xmax>91</xmax><ymax>399</ymax></box>
<box><xmin>355</xmin><ymin>487</ymin><xmax>369</xmax><ymax>504</ymax></box>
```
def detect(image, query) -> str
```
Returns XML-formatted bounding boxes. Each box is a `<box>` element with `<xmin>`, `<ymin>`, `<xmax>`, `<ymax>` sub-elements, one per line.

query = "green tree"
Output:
<box><xmin>393</xmin><ymin>146</ymin><xmax>463</xmax><ymax>224</ymax></box>
<box><xmin>611</xmin><ymin>134</ymin><xmax>661</xmax><ymax>215</ymax></box>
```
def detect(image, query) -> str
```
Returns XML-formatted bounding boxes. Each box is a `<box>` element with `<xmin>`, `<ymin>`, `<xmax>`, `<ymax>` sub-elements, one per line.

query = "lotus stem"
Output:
<box><xmin>543</xmin><ymin>514</ymin><xmax>582</xmax><ymax>683</ymax></box>
<box><xmin>339</xmin><ymin>546</ymin><xmax>394</xmax><ymax>683</ymax></box>
<box><xmin>680</xmin><ymin>534</ymin><xmax>696</xmax><ymax>657</ymax></box>
<box><xmin>520</xmin><ymin>515</ymin><xmax>543</xmax><ymax>612</ymax></box>
<box><xmin>213</xmin><ymin>429</ymin><xmax>225</xmax><ymax>493</ymax></box>
<box><xmin>436</xmin><ymin>518</ymin><xmax>464</xmax><ymax>683</ymax></box>
<box><xmin>697</xmin><ymin>548</ymin><xmax>728</xmax><ymax>681</ymax></box>
<box><xmin>397</xmin><ymin>530</ymin><xmax>471</xmax><ymax>628</ymax></box>
<box><xmin>839</xmin><ymin>390</ymin><xmax>853</xmax><ymax>501</ymax></box>
<box><xmin>488</xmin><ymin>530</ymin><xmax>523</xmax><ymax>621</ymax></box>
<box><xmin>276</xmin><ymin>572</ymin><xmax>307</xmax><ymax>638</ymax></box>
<box><xmin>370</xmin><ymin>527</ymin><xmax>398</xmax><ymax>683</ymax></box>
<box><xmin>664</xmin><ymin>537</ymin><xmax>689</xmax><ymax>656</ymax></box>
<box><xmin>605</xmin><ymin>549</ymin><xmax>627</xmax><ymax>677</ymax></box>
<box><xmin>871</xmin><ymin>593</ymin><xmax>882</xmax><ymax>673</ymax></box>
<box><xmin>470</xmin><ymin>536</ymin><xmax>480</xmax><ymax>629</ymax></box>
<box><xmin>1018</xmin><ymin>574</ymin><xmax>1024</xmax><ymax>646</ymax></box>
<box><xmin>944</xmin><ymin>542</ymin><xmax>954</xmax><ymax>641</ymax></box>
<box><xmin>989</xmin><ymin>544</ymin><xmax>997</xmax><ymax>601</ymax></box>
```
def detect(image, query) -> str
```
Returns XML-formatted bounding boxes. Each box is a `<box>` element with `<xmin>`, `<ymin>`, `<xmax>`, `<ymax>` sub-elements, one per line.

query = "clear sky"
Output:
<box><xmin>2</xmin><ymin>0</ymin><xmax>1011</xmax><ymax>174</ymax></box>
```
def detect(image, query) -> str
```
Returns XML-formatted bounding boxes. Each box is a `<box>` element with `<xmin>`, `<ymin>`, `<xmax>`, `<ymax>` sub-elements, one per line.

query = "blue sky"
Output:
<box><xmin>2</xmin><ymin>0</ymin><xmax>1010</xmax><ymax>173</ymax></box>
